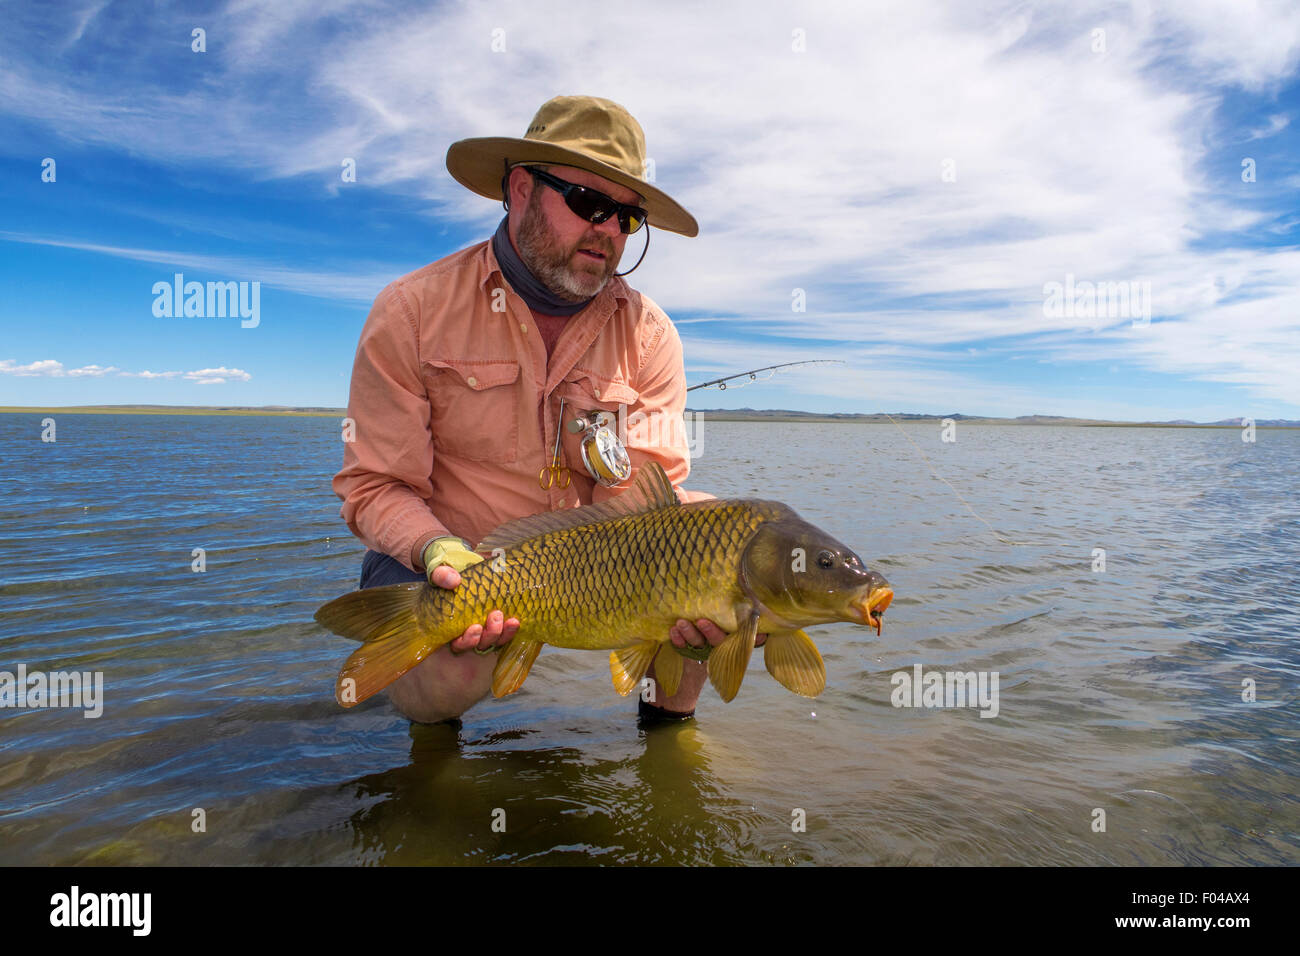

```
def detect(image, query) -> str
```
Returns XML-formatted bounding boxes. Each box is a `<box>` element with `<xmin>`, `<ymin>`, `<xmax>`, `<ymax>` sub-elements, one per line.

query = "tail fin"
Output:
<box><xmin>315</xmin><ymin>583</ymin><xmax>424</xmax><ymax>642</ymax></box>
<box><xmin>315</xmin><ymin>584</ymin><xmax>432</xmax><ymax>707</ymax></box>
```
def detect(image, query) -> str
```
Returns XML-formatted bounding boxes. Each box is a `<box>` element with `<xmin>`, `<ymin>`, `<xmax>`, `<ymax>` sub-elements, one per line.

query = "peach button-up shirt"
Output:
<box><xmin>334</xmin><ymin>236</ymin><xmax>712</xmax><ymax>571</ymax></box>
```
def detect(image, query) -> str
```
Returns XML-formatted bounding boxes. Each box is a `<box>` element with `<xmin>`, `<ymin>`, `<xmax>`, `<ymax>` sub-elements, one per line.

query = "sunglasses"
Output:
<box><xmin>526</xmin><ymin>167</ymin><xmax>648</xmax><ymax>234</ymax></box>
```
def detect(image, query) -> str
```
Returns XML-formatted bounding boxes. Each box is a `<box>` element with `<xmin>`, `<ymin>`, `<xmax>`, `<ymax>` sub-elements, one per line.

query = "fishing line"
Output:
<box><xmin>711</xmin><ymin>368</ymin><xmax>775</xmax><ymax>390</ymax></box>
<box><xmin>880</xmin><ymin>412</ymin><xmax>1031</xmax><ymax>547</ymax></box>
<box><xmin>686</xmin><ymin>360</ymin><xmax>844</xmax><ymax>393</ymax></box>
<box><xmin>688</xmin><ymin>359</ymin><xmax>1026</xmax><ymax>545</ymax></box>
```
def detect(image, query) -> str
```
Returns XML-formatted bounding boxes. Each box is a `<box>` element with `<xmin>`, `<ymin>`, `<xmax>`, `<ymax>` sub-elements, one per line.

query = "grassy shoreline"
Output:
<box><xmin>1</xmin><ymin>405</ymin><xmax>1291</xmax><ymax>427</ymax></box>
<box><xmin>0</xmin><ymin>405</ymin><xmax>343</xmax><ymax>418</ymax></box>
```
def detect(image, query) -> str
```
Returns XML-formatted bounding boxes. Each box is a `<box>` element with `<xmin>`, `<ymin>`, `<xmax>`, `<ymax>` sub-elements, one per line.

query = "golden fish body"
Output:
<box><xmin>315</xmin><ymin>462</ymin><xmax>893</xmax><ymax>707</ymax></box>
<box><xmin>427</xmin><ymin>501</ymin><xmax>769</xmax><ymax>650</ymax></box>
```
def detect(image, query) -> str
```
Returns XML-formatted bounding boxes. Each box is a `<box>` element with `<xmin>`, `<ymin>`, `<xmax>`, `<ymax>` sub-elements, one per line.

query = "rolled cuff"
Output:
<box><xmin>377</xmin><ymin>505</ymin><xmax>452</xmax><ymax>573</ymax></box>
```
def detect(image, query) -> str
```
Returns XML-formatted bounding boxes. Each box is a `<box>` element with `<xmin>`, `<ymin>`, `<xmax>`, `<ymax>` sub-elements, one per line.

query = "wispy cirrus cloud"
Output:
<box><xmin>0</xmin><ymin>232</ymin><xmax>397</xmax><ymax>303</ymax></box>
<box><xmin>1</xmin><ymin>1</ymin><xmax>1297</xmax><ymax>415</ymax></box>
<box><xmin>1246</xmin><ymin>113</ymin><xmax>1291</xmax><ymax>140</ymax></box>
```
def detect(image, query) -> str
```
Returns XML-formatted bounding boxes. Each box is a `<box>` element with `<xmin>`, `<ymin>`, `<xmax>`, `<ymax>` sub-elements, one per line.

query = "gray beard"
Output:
<box><xmin>515</xmin><ymin>195</ymin><xmax>619</xmax><ymax>301</ymax></box>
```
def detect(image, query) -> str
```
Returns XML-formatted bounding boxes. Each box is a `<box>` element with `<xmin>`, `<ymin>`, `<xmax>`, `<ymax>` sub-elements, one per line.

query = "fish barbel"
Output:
<box><xmin>315</xmin><ymin>462</ymin><xmax>893</xmax><ymax>707</ymax></box>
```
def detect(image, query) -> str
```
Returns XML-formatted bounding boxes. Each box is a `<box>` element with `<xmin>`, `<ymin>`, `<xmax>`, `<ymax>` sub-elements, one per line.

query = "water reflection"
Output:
<box><xmin>335</xmin><ymin>717</ymin><xmax>774</xmax><ymax>865</ymax></box>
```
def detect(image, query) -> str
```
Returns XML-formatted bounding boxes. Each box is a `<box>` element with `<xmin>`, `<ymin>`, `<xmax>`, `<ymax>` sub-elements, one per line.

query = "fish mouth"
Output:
<box><xmin>851</xmin><ymin>586</ymin><xmax>894</xmax><ymax>636</ymax></box>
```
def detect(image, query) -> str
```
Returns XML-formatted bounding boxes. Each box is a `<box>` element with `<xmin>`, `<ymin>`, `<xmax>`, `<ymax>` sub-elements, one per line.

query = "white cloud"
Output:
<box><xmin>0</xmin><ymin>359</ymin><xmax>66</xmax><ymax>376</ymax></box>
<box><xmin>1</xmin><ymin>359</ymin><xmax>118</xmax><ymax>377</ymax></box>
<box><xmin>1</xmin><ymin>0</ymin><xmax>1298</xmax><ymax>412</ymax></box>
<box><xmin>62</xmin><ymin>1</ymin><xmax>109</xmax><ymax>51</ymax></box>
<box><xmin>4</xmin><ymin>360</ymin><xmax>251</xmax><ymax>384</ymax></box>
<box><xmin>1246</xmin><ymin>113</ymin><xmax>1291</xmax><ymax>140</ymax></box>
<box><xmin>185</xmin><ymin>367</ymin><xmax>252</xmax><ymax>385</ymax></box>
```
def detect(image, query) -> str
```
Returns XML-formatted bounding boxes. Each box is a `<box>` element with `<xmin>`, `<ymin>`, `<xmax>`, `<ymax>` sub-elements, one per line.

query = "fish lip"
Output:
<box><xmin>851</xmin><ymin>587</ymin><xmax>894</xmax><ymax>635</ymax></box>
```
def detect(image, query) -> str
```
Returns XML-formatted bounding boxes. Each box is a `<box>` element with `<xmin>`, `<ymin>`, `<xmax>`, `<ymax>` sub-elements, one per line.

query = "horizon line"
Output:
<box><xmin>1</xmin><ymin>405</ymin><xmax>1294</xmax><ymax>428</ymax></box>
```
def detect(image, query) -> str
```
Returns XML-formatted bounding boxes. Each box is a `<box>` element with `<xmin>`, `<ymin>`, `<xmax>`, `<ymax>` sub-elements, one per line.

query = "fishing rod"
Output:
<box><xmin>685</xmin><ymin>357</ymin><xmax>1025</xmax><ymax>544</ymax></box>
<box><xmin>686</xmin><ymin>360</ymin><xmax>845</xmax><ymax>392</ymax></box>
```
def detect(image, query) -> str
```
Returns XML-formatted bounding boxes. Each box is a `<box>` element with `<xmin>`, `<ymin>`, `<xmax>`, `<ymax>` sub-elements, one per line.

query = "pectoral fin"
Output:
<box><xmin>763</xmin><ymin>629</ymin><xmax>826</xmax><ymax>698</ymax></box>
<box><xmin>609</xmin><ymin>640</ymin><xmax>660</xmax><ymax>697</ymax></box>
<box><xmin>491</xmin><ymin>638</ymin><xmax>544</xmax><ymax>698</ymax></box>
<box><xmin>708</xmin><ymin>612</ymin><xmax>759</xmax><ymax>703</ymax></box>
<box><xmin>652</xmin><ymin>642</ymin><xmax>684</xmax><ymax>699</ymax></box>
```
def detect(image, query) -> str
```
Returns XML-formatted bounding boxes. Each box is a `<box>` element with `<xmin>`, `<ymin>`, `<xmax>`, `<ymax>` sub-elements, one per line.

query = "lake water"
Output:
<box><xmin>0</xmin><ymin>413</ymin><xmax>1296</xmax><ymax>865</ymax></box>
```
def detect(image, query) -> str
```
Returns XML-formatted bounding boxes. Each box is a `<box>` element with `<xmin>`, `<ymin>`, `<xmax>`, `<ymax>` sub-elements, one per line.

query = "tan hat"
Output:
<box><xmin>446</xmin><ymin>95</ymin><xmax>698</xmax><ymax>237</ymax></box>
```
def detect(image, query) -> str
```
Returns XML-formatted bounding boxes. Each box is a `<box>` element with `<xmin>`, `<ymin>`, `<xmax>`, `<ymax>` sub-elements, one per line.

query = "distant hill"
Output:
<box><xmin>2</xmin><ymin>405</ymin><xmax>1297</xmax><ymax>426</ymax></box>
<box><xmin>684</xmin><ymin>408</ymin><xmax>1300</xmax><ymax>427</ymax></box>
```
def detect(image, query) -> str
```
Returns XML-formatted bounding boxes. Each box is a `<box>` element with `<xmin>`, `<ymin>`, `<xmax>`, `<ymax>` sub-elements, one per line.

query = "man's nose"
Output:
<box><xmin>593</xmin><ymin>215</ymin><xmax>623</xmax><ymax>239</ymax></box>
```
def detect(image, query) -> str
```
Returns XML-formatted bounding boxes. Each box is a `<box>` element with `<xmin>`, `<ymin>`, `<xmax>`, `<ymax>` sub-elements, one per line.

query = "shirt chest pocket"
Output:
<box><xmin>554</xmin><ymin>367</ymin><xmax>639</xmax><ymax>415</ymax></box>
<box><xmin>554</xmin><ymin>368</ymin><xmax>640</xmax><ymax>475</ymax></box>
<box><xmin>422</xmin><ymin>358</ymin><xmax>520</xmax><ymax>463</ymax></box>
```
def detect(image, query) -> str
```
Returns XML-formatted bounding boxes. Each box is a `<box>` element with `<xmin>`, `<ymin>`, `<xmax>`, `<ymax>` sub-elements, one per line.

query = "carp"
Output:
<box><xmin>316</xmin><ymin>462</ymin><xmax>893</xmax><ymax>706</ymax></box>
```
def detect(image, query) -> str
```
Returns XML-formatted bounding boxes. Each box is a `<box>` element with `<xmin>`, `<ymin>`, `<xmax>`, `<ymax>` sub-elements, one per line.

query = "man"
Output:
<box><xmin>333</xmin><ymin>95</ymin><xmax>760</xmax><ymax>725</ymax></box>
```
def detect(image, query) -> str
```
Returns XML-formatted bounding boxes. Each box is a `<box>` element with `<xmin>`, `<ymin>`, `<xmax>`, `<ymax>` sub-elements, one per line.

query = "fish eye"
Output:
<box><xmin>817</xmin><ymin>550</ymin><xmax>835</xmax><ymax>569</ymax></box>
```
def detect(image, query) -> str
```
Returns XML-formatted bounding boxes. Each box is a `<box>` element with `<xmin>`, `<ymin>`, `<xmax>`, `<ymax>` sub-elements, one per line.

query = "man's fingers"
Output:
<box><xmin>482</xmin><ymin>610</ymin><xmax>515</xmax><ymax>649</ymax></box>
<box><xmin>675</xmin><ymin>619</ymin><xmax>708</xmax><ymax>648</ymax></box>
<box><xmin>449</xmin><ymin>622</ymin><xmax>481</xmax><ymax>654</ymax></box>
<box><xmin>671</xmin><ymin>618</ymin><xmax>764</xmax><ymax>648</ymax></box>
<box><xmin>448</xmin><ymin>614</ymin><xmax>518</xmax><ymax>653</ymax></box>
<box><xmin>430</xmin><ymin>565</ymin><xmax>461</xmax><ymax>590</ymax></box>
<box><xmin>695</xmin><ymin>619</ymin><xmax>729</xmax><ymax>646</ymax></box>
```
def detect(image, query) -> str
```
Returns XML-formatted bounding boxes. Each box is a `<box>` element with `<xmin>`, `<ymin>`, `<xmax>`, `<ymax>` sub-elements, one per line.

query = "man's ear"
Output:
<box><xmin>504</xmin><ymin>165</ymin><xmax>533</xmax><ymax>212</ymax></box>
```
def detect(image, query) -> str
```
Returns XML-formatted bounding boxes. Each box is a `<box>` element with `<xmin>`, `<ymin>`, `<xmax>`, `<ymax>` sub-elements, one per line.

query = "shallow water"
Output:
<box><xmin>0</xmin><ymin>413</ymin><xmax>1296</xmax><ymax>865</ymax></box>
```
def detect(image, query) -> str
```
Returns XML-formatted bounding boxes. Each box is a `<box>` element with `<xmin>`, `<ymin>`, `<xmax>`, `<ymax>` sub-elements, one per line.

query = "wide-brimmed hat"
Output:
<box><xmin>446</xmin><ymin>95</ymin><xmax>698</xmax><ymax>237</ymax></box>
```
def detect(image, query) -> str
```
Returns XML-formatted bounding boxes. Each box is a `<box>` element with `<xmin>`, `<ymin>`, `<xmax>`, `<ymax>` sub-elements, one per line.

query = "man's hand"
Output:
<box><xmin>428</xmin><ymin>565</ymin><xmax>520</xmax><ymax>655</ymax></box>
<box><xmin>421</xmin><ymin>536</ymin><xmax>484</xmax><ymax>576</ymax></box>
<box><xmin>645</xmin><ymin>619</ymin><xmax>768</xmax><ymax>716</ymax></box>
<box><xmin>669</xmin><ymin>618</ymin><xmax>768</xmax><ymax>654</ymax></box>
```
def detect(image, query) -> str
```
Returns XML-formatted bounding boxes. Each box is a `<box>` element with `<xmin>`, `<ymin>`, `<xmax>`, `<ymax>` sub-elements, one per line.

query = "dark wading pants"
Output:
<box><xmin>358</xmin><ymin>549</ymin><xmax>424</xmax><ymax>589</ymax></box>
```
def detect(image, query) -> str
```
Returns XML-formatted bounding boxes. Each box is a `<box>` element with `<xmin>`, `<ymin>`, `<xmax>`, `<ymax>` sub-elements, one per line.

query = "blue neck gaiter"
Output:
<box><xmin>491</xmin><ymin>216</ymin><xmax>594</xmax><ymax>317</ymax></box>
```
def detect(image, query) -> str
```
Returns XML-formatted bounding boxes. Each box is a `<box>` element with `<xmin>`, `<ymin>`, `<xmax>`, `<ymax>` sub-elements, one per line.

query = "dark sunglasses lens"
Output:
<box><xmin>568</xmin><ymin>190</ymin><xmax>645</xmax><ymax>234</ymax></box>
<box><xmin>564</xmin><ymin>188</ymin><xmax>615</xmax><ymax>224</ymax></box>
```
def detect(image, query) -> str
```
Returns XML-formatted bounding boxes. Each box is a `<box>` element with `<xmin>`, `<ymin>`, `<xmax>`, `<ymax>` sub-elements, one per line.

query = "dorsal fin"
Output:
<box><xmin>476</xmin><ymin>460</ymin><xmax>680</xmax><ymax>553</ymax></box>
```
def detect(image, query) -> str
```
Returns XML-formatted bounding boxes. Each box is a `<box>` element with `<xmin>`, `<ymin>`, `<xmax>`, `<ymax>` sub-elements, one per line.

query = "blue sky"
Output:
<box><xmin>1</xmin><ymin>0</ymin><xmax>1298</xmax><ymax>420</ymax></box>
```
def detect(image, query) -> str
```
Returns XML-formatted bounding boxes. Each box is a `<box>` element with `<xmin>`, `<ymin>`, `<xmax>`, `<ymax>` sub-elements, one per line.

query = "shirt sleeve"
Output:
<box><xmin>333</xmin><ymin>282</ymin><xmax>453</xmax><ymax>571</ymax></box>
<box><xmin>600</xmin><ymin>298</ymin><xmax>715</xmax><ymax>504</ymax></box>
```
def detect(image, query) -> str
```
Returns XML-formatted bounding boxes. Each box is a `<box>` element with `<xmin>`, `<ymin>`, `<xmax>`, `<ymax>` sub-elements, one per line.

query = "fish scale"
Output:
<box><xmin>419</xmin><ymin>502</ymin><xmax>773</xmax><ymax>651</ymax></box>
